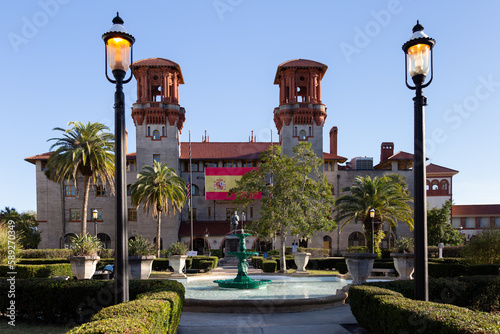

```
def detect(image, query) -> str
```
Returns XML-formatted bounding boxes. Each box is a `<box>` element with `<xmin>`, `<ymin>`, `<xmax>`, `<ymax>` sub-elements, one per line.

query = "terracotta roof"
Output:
<box><xmin>452</xmin><ymin>204</ymin><xmax>500</xmax><ymax>216</ymax></box>
<box><xmin>374</xmin><ymin>151</ymin><xmax>415</xmax><ymax>169</ymax></box>
<box><xmin>131</xmin><ymin>58</ymin><xmax>184</xmax><ymax>84</ymax></box>
<box><xmin>179</xmin><ymin>142</ymin><xmax>275</xmax><ymax>160</ymax></box>
<box><xmin>274</xmin><ymin>59</ymin><xmax>328</xmax><ymax>84</ymax></box>
<box><xmin>323</xmin><ymin>152</ymin><xmax>347</xmax><ymax>162</ymax></box>
<box><xmin>426</xmin><ymin>163</ymin><xmax>459</xmax><ymax>176</ymax></box>
<box><xmin>25</xmin><ymin>152</ymin><xmax>53</xmax><ymax>164</ymax></box>
<box><xmin>26</xmin><ymin>152</ymin><xmax>137</xmax><ymax>164</ymax></box>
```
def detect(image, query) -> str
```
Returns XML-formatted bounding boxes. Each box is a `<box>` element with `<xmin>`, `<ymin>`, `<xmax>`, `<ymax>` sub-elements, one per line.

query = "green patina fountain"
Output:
<box><xmin>214</xmin><ymin>231</ymin><xmax>271</xmax><ymax>289</ymax></box>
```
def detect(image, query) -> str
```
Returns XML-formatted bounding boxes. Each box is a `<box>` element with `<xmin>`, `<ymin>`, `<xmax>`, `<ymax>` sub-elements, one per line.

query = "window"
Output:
<box><xmin>299</xmin><ymin>130</ymin><xmax>306</xmax><ymax>140</ymax></box>
<box><xmin>480</xmin><ymin>217</ymin><xmax>490</xmax><ymax>228</ymax></box>
<box><xmin>451</xmin><ymin>217</ymin><xmax>461</xmax><ymax>228</ymax></box>
<box><xmin>127</xmin><ymin>185</ymin><xmax>132</xmax><ymax>196</ymax></box>
<box><xmin>147</xmin><ymin>126</ymin><xmax>151</xmax><ymax>137</ymax></box>
<box><xmin>153</xmin><ymin>154</ymin><xmax>160</xmax><ymax>163</ymax></box>
<box><xmin>162</xmin><ymin>126</ymin><xmax>165</xmax><ymax>137</ymax></box>
<box><xmin>348</xmin><ymin>232</ymin><xmax>366</xmax><ymax>247</ymax></box>
<box><xmin>191</xmin><ymin>162</ymin><xmax>199</xmax><ymax>172</ymax></box>
<box><xmin>250</xmin><ymin>207</ymin><xmax>253</xmax><ymax>218</ymax></box>
<box><xmin>223</xmin><ymin>161</ymin><xmax>236</xmax><ymax>168</ymax></box>
<box><xmin>152</xmin><ymin>130</ymin><xmax>160</xmax><ymax>140</ymax></box>
<box><xmin>496</xmin><ymin>217</ymin><xmax>500</xmax><ymax>228</ymax></box>
<box><xmin>441</xmin><ymin>180</ymin><xmax>449</xmax><ymax>192</ymax></box>
<box><xmin>242</xmin><ymin>161</ymin><xmax>256</xmax><ymax>167</ymax></box>
<box><xmin>208</xmin><ymin>207</ymin><xmax>211</xmax><ymax>218</ymax></box>
<box><xmin>70</xmin><ymin>209</ymin><xmax>81</xmax><ymax>222</ymax></box>
<box><xmin>128</xmin><ymin>208</ymin><xmax>137</xmax><ymax>221</ymax></box>
<box><xmin>465</xmin><ymin>217</ymin><xmax>475</xmax><ymax>228</ymax></box>
<box><xmin>41</xmin><ymin>161</ymin><xmax>48</xmax><ymax>172</ymax></box>
<box><xmin>65</xmin><ymin>185</ymin><xmax>76</xmax><ymax>197</ymax></box>
<box><xmin>188</xmin><ymin>208</ymin><xmax>196</xmax><ymax>220</ymax></box>
<box><xmin>294</xmin><ymin>127</ymin><xmax>297</xmax><ymax>136</ymax></box>
<box><xmin>192</xmin><ymin>184</ymin><xmax>200</xmax><ymax>196</ymax></box>
<box><xmin>97</xmin><ymin>233</ymin><xmax>111</xmax><ymax>249</ymax></box>
<box><xmin>205</xmin><ymin>161</ymin><xmax>218</xmax><ymax>168</ymax></box>
<box><xmin>308</xmin><ymin>126</ymin><xmax>312</xmax><ymax>136</ymax></box>
<box><xmin>96</xmin><ymin>185</ymin><xmax>106</xmax><ymax>197</ymax></box>
<box><xmin>226</xmin><ymin>209</ymin><xmax>236</xmax><ymax>220</ymax></box>
<box><xmin>127</xmin><ymin>160</ymin><xmax>136</xmax><ymax>172</ymax></box>
<box><xmin>90</xmin><ymin>208</ymin><xmax>103</xmax><ymax>221</ymax></box>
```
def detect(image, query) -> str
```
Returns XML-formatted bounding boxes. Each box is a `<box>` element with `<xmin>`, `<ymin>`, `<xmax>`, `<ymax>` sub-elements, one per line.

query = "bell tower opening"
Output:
<box><xmin>273</xmin><ymin>59</ymin><xmax>328</xmax><ymax>157</ymax></box>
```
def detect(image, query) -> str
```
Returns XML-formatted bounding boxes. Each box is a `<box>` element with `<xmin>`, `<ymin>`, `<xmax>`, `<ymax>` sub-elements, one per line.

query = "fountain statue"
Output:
<box><xmin>214</xmin><ymin>231</ymin><xmax>271</xmax><ymax>289</ymax></box>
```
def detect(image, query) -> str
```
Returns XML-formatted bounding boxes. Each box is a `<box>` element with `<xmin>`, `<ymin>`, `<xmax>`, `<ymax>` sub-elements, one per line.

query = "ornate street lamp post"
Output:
<box><xmin>102</xmin><ymin>12</ymin><xmax>135</xmax><ymax>304</ymax></box>
<box><xmin>369</xmin><ymin>209</ymin><xmax>375</xmax><ymax>254</ymax></box>
<box><xmin>93</xmin><ymin>209</ymin><xmax>98</xmax><ymax>236</ymax></box>
<box><xmin>402</xmin><ymin>20</ymin><xmax>435</xmax><ymax>301</ymax></box>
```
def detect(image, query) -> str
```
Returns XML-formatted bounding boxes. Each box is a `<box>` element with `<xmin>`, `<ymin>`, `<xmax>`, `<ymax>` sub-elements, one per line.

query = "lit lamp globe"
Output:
<box><xmin>402</xmin><ymin>21</ymin><xmax>435</xmax><ymax>87</ymax></box>
<box><xmin>102</xmin><ymin>12</ymin><xmax>135</xmax><ymax>81</ymax></box>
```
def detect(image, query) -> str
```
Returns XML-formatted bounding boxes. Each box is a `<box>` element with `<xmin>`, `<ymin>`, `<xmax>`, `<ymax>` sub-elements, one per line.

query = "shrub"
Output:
<box><xmin>70</xmin><ymin>234</ymin><xmax>103</xmax><ymax>257</ymax></box>
<box><xmin>198</xmin><ymin>260</ymin><xmax>214</xmax><ymax>272</ymax></box>
<box><xmin>166</xmin><ymin>241</ymin><xmax>188</xmax><ymax>255</ymax></box>
<box><xmin>97</xmin><ymin>248</ymin><xmax>114</xmax><ymax>258</ymax></box>
<box><xmin>0</xmin><ymin>223</ymin><xmax>22</xmax><ymax>264</ymax></box>
<box><xmin>349</xmin><ymin>284</ymin><xmax>500</xmax><ymax>334</ymax></box>
<box><xmin>128</xmin><ymin>235</ymin><xmax>155</xmax><ymax>256</ymax></box>
<box><xmin>0</xmin><ymin>263</ymin><xmax>72</xmax><ymax>278</ymax></box>
<box><xmin>262</xmin><ymin>260</ymin><xmax>277</xmax><ymax>273</ymax></box>
<box><xmin>296</xmin><ymin>247</ymin><xmax>329</xmax><ymax>257</ymax></box>
<box><xmin>428</xmin><ymin>245</ymin><xmax>464</xmax><ymax>258</ymax></box>
<box><xmin>190</xmin><ymin>256</ymin><xmax>218</xmax><ymax>269</ymax></box>
<box><xmin>252</xmin><ymin>256</ymin><xmax>263</xmax><ymax>269</ymax></box>
<box><xmin>0</xmin><ymin>279</ymin><xmax>184</xmax><ymax>324</ymax></box>
<box><xmin>17</xmin><ymin>258</ymin><xmax>69</xmax><ymax>265</ymax></box>
<box><xmin>20</xmin><ymin>249</ymin><xmax>72</xmax><ymax>258</ymax></box>
<box><xmin>462</xmin><ymin>228</ymin><xmax>500</xmax><ymax>265</ymax></box>
<box><xmin>392</xmin><ymin>237</ymin><xmax>414</xmax><ymax>253</ymax></box>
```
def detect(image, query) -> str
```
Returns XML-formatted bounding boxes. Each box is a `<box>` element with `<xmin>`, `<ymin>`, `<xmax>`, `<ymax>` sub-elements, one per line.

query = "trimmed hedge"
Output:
<box><xmin>0</xmin><ymin>263</ymin><xmax>72</xmax><ymax>278</ymax></box>
<box><xmin>262</xmin><ymin>260</ymin><xmax>277</xmax><ymax>273</ymax></box>
<box><xmin>17</xmin><ymin>258</ymin><xmax>70</xmax><ymax>264</ymax></box>
<box><xmin>198</xmin><ymin>260</ymin><xmax>214</xmax><ymax>271</ymax></box>
<box><xmin>251</xmin><ymin>256</ymin><xmax>264</xmax><ymax>269</ymax></box>
<box><xmin>191</xmin><ymin>256</ymin><xmax>218</xmax><ymax>269</ymax></box>
<box><xmin>69</xmin><ymin>289</ymin><xmax>183</xmax><ymax>334</ymax></box>
<box><xmin>349</xmin><ymin>284</ymin><xmax>500</xmax><ymax>334</ymax></box>
<box><xmin>0</xmin><ymin>279</ymin><xmax>184</xmax><ymax>324</ymax></box>
<box><xmin>20</xmin><ymin>249</ymin><xmax>72</xmax><ymax>258</ymax></box>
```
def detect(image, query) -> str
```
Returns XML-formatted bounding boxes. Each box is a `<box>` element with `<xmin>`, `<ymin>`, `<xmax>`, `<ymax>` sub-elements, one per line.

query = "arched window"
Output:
<box><xmin>426</xmin><ymin>181</ymin><xmax>430</xmax><ymax>191</ymax></box>
<box><xmin>162</xmin><ymin>126</ymin><xmax>165</xmax><ymax>137</ymax></box>
<box><xmin>153</xmin><ymin>130</ymin><xmax>160</xmax><ymax>140</ymax></box>
<box><xmin>192</xmin><ymin>184</ymin><xmax>200</xmax><ymax>196</ymax></box>
<box><xmin>431</xmin><ymin>180</ymin><xmax>439</xmax><ymax>191</ymax></box>
<box><xmin>299</xmin><ymin>130</ymin><xmax>307</xmax><ymax>140</ymax></box>
<box><xmin>440</xmin><ymin>180</ymin><xmax>449</xmax><ymax>194</ymax></box>
<box><xmin>348</xmin><ymin>232</ymin><xmax>366</xmax><ymax>247</ymax></box>
<box><xmin>63</xmin><ymin>233</ymin><xmax>77</xmax><ymax>247</ymax></box>
<box><xmin>97</xmin><ymin>233</ymin><xmax>112</xmax><ymax>249</ymax></box>
<box><xmin>323</xmin><ymin>235</ymin><xmax>332</xmax><ymax>254</ymax></box>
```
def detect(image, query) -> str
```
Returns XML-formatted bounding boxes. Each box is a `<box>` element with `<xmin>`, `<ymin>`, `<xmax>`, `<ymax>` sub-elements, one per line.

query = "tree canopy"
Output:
<box><xmin>230</xmin><ymin>142</ymin><xmax>336</xmax><ymax>272</ymax></box>
<box><xmin>427</xmin><ymin>201</ymin><xmax>465</xmax><ymax>246</ymax></box>
<box><xmin>0</xmin><ymin>207</ymin><xmax>40</xmax><ymax>249</ymax></box>
<box><xmin>47</xmin><ymin>121</ymin><xmax>115</xmax><ymax>234</ymax></box>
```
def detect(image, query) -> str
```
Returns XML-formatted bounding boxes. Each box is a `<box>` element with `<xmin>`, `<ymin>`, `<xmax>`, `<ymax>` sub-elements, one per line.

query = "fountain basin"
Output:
<box><xmin>213</xmin><ymin>278</ymin><xmax>272</xmax><ymax>289</ymax></box>
<box><xmin>177</xmin><ymin>275</ymin><xmax>349</xmax><ymax>313</ymax></box>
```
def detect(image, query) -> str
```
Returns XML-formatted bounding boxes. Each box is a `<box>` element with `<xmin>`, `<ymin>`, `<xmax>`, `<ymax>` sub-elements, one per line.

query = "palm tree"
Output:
<box><xmin>130</xmin><ymin>161</ymin><xmax>187</xmax><ymax>257</ymax></box>
<box><xmin>47</xmin><ymin>121</ymin><xmax>115</xmax><ymax>235</ymax></box>
<box><xmin>335</xmin><ymin>174</ymin><xmax>414</xmax><ymax>255</ymax></box>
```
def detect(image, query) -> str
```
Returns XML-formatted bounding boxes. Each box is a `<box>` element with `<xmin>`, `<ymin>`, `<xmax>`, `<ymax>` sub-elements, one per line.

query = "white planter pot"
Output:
<box><xmin>293</xmin><ymin>253</ymin><xmax>311</xmax><ymax>276</ymax></box>
<box><xmin>68</xmin><ymin>256</ymin><xmax>100</xmax><ymax>280</ymax></box>
<box><xmin>128</xmin><ymin>255</ymin><xmax>156</xmax><ymax>279</ymax></box>
<box><xmin>390</xmin><ymin>253</ymin><xmax>414</xmax><ymax>280</ymax></box>
<box><xmin>169</xmin><ymin>255</ymin><xmax>187</xmax><ymax>278</ymax></box>
<box><xmin>344</xmin><ymin>253</ymin><xmax>377</xmax><ymax>284</ymax></box>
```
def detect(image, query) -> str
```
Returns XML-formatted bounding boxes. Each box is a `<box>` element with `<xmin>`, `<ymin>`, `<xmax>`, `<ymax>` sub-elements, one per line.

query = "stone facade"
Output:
<box><xmin>25</xmin><ymin>58</ymin><xmax>458</xmax><ymax>254</ymax></box>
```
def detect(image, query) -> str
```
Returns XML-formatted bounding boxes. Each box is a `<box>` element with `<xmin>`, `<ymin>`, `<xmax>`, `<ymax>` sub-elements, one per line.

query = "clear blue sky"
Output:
<box><xmin>1</xmin><ymin>0</ymin><xmax>499</xmax><ymax>212</ymax></box>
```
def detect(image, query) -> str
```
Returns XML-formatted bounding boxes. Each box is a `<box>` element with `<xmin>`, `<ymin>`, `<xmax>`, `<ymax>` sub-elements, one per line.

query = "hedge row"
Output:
<box><xmin>17</xmin><ymin>258</ymin><xmax>70</xmax><ymax>265</ymax></box>
<box><xmin>349</xmin><ymin>284</ymin><xmax>500</xmax><ymax>334</ymax></box>
<box><xmin>151</xmin><ymin>256</ymin><xmax>218</xmax><ymax>272</ymax></box>
<box><xmin>0</xmin><ymin>263</ymin><xmax>72</xmax><ymax>278</ymax></box>
<box><xmin>0</xmin><ymin>279</ymin><xmax>184</xmax><ymax>324</ymax></box>
<box><xmin>68</xmin><ymin>289</ymin><xmax>183</xmax><ymax>334</ymax></box>
<box><xmin>262</xmin><ymin>260</ymin><xmax>277</xmax><ymax>273</ymax></box>
<box><xmin>367</xmin><ymin>276</ymin><xmax>500</xmax><ymax>313</ymax></box>
<box><xmin>20</xmin><ymin>249</ymin><xmax>72</xmax><ymax>258</ymax></box>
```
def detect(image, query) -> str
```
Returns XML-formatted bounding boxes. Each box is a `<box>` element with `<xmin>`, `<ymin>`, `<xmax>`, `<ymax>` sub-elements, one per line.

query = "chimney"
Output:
<box><xmin>202</xmin><ymin>130</ymin><xmax>209</xmax><ymax>143</ymax></box>
<box><xmin>329</xmin><ymin>126</ymin><xmax>338</xmax><ymax>156</ymax></box>
<box><xmin>249</xmin><ymin>130</ymin><xmax>256</xmax><ymax>142</ymax></box>
<box><xmin>380</xmin><ymin>142</ymin><xmax>394</xmax><ymax>163</ymax></box>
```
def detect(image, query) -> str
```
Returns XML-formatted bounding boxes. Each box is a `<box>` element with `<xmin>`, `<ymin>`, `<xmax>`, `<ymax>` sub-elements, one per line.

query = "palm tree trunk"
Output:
<box><xmin>279</xmin><ymin>226</ymin><xmax>287</xmax><ymax>273</ymax></box>
<box><xmin>81</xmin><ymin>176</ymin><xmax>90</xmax><ymax>235</ymax></box>
<box><xmin>156</xmin><ymin>213</ymin><xmax>162</xmax><ymax>258</ymax></box>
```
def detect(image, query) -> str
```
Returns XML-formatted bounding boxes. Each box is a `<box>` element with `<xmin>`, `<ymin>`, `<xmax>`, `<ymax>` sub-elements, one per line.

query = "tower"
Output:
<box><xmin>131</xmin><ymin>58</ymin><xmax>186</xmax><ymax>171</ymax></box>
<box><xmin>273</xmin><ymin>59</ymin><xmax>328</xmax><ymax>157</ymax></box>
<box><xmin>130</xmin><ymin>58</ymin><xmax>186</xmax><ymax>248</ymax></box>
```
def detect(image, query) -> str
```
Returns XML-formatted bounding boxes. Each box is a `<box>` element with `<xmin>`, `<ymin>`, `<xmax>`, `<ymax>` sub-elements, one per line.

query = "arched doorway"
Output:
<box><xmin>192</xmin><ymin>237</ymin><xmax>206</xmax><ymax>255</ymax></box>
<box><xmin>323</xmin><ymin>235</ymin><xmax>332</xmax><ymax>255</ymax></box>
<box><xmin>348</xmin><ymin>232</ymin><xmax>366</xmax><ymax>247</ymax></box>
<box><xmin>382</xmin><ymin>232</ymin><xmax>396</xmax><ymax>249</ymax></box>
<box><xmin>97</xmin><ymin>233</ymin><xmax>111</xmax><ymax>249</ymax></box>
<box><xmin>63</xmin><ymin>233</ymin><xmax>77</xmax><ymax>248</ymax></box>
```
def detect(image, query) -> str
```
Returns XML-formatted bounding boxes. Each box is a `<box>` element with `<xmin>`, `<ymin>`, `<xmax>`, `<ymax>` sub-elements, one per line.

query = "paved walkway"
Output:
<box><xmin>177</xmin><ymin>264</ymin><xmax>367</xmax><ymax>334</ymax></box>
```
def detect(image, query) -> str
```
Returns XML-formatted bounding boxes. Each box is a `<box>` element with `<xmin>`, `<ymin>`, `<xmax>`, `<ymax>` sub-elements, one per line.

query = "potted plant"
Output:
<box><xmin>167</xmin><ymin>241</ymin><xmax>189</xmax><ymax>278</ymax></box>
<box><xmin>390</xmin><ymin>237</ymin><xmax>414</xmax><ymax>280</ymax></box>
<box><xmin>344</xmin><ymin>246</ymin><xmax>377</xmax><ymax>284</ymax></box>
<box><xmin>68</xmin><ymin>233</ymin><xmax>102</xmax><ymax>280</ymax></box>
<box><xmin>128</xmin><ymin>236</ymin><xmax>156</xmax><ymax>279</ymax></box>
<box><xmin>292</xmin><ymin>250</ymin><xmax>311</xmax><ymax>276</ymax></box>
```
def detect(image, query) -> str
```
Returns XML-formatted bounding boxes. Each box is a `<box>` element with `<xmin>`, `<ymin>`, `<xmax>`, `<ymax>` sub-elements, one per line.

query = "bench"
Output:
<box><xmin>93</xmin><ymin>270</ymin><xmax>111</xmax><ymax>279</ymax></box>
<box><xmin>371</xmin><ymin>268</ymin><xmax>396</xmax><ymax>277</ymax></box>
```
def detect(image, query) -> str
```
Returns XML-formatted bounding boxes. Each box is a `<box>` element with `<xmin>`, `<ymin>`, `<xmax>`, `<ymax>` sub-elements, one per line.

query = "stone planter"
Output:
<box><xmin>344</xmin><ymin>253</ymin><xmax>377</xmax><ymax>284</ymax></box>
<box><xmin>390</xmin><ymin>253</ymin><xmax>414</xmax><ymax>280</ymax></box>
<box><xmin>128</xmin><ymin>255</ymin><xmax>156</xmax><ymax>279</ymax></box>
<box><xmin>68</xmin><ymin>256</ymin><xmax>100</xmax><ymax>280</ymax></box>
<box><xmin>169</xmin><ymin>255</ymin><xmax>188</xmax><ymax>278</ymax></box>
<box><xmin>292</xmin><ymin>252</ymin><xmax>311</xmax><ymax>276</ymax></box>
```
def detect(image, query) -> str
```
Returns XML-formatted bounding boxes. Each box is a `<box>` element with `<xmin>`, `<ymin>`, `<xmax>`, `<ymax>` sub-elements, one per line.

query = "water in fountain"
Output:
<box><xmin>214</xmin><ymin>230</ymin><xmax>272</xmax><ymax>289</ymax></box>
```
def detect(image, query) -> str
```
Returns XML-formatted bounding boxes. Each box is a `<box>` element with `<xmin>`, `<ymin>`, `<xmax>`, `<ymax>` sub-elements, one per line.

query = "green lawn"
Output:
<box><xmin>0</xmin><ymin>319</ymin><xmax>69</xmax><ymax>334</ymax></box>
